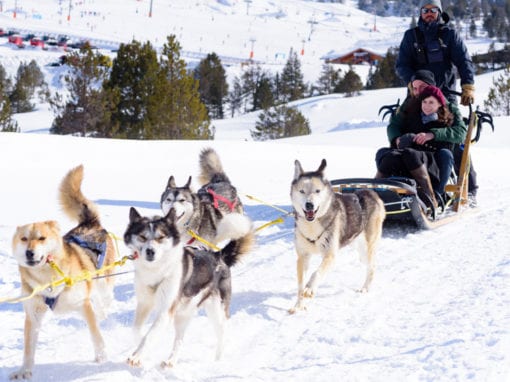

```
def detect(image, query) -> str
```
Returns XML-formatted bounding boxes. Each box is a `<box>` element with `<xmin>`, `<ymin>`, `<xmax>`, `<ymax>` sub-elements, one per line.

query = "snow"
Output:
<box><xmin>0</xmin><ymin>1</ymin><xmax>509</xmax><ymax>382</ymax></box>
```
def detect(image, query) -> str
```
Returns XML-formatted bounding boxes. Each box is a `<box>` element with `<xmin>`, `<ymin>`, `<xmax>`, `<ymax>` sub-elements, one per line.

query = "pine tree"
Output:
<box><xmin>0</xmin><ymin>63</ymin><xmax>12</xmax><ymax>95</ymax></box>
<box><xmin>334</xmin><ymin>67</ymin><xmax>364</xmax><ymax>97</ymax></box>
<box><xmin>251</xmin><ymin>105</ymin><xmax>310</xmax><ymax>141</ymax></box>
<box><xmin>195</xmin><ymin>52</ymin><xmax>228</xmax><ymax>119</ymax></box>
<box><xmin>0</xmin><ymin>63</ymin><xmax>17</xmax><ymax>132</ymax></box>
<box><xmin>159</xmin><ymin>35</ymin><xmax>212</xmax><ymax>139</ymax></box>
<box><xmin>240</xmin><ymin>64</ymin><xmax>266</xmax><ymax>112</ymax></box>
<box><xmin>279</xmin><ymin>49</ymin><xmax>306</xmax><ymax>103</ymax></box>
<box><xmin>0</xmin><ymin>95</ymin><xmax>19</xmax><ymax>132</ymax></box>
<box><xmin>366</xmin><ymin>47</ymin><xmax>402</xmax><ymax>89</ymax></box>
<box><xmin>316</xmin><ymin>64</ymin><xmax>342</xmax><ymax>95</ymax></box>
<box><xmin>227</xmin><ymin>76</ymin><xmax>243</xmax><ymax>117</ymax></box>
<box><xmin>105</xmin><ymin>39</ymin><xmax>163</xmax><ymax>138</ymax></box>
<box><xmin>10</xmin><ymin>60</ymin><xmax>47</xmax><ymax>113</ymax></box>
<box><xmin>253</xmin><ymin>74</ymin><xmax>275</xmax><ymax>110</ymax></box>
<box><xmin>50</xmin><ymin>45</ymin><xmax>117</xmax><ymax>137</ymax></box>
<box><xmin>484</xmin><ymin>66</ymin><xmax>510</xmax><ymax>116</ymax></box>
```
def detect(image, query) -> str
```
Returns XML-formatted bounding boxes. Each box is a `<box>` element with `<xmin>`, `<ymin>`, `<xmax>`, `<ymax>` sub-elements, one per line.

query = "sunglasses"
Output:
<box><xmin>421</xmin><ymin>7</ymin><xmax>439</xmax><ymax>14</ymax></box>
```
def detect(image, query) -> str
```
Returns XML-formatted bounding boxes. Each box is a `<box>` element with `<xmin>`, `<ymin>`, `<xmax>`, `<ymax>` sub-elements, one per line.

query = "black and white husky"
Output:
<box><xmin>123</xmin><ymin>206</ymin><xmax>254</xmax><ymax>368</ymax></box>
<box><xmin>289</xmin><ymin>159</ymin><xmax>386</xmax><ymax>313</ymax></box>
<box><xmin>160</xmin><ymin>147</ymin><xmax>244</xmax><ymax>245</ymax></box>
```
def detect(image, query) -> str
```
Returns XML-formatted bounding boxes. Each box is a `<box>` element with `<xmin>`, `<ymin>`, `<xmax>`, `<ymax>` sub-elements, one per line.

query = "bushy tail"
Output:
<box><xmin>198</xmin><ymin>147</ymin><xmax>230</xmax><ymax>185</ymax></box>
<box><xmin>59</xmin><ymin>165</ymin><xmax>101</xmax><ymax>227</ymax></box>
<box><xmin>215</xmin><ymin>213</ymin><xmax>254</xmax><ymax>267</ymax></box>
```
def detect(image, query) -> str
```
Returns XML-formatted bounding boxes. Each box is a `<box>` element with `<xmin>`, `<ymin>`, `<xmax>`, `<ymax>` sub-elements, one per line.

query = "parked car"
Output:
<box><xmin>24</xmin><ymin>33</ymin><xmax>35</xmax><ymax>42</ymax></box>
<box><xmin>8</xmin><ymin>34</ymin><xmax>24</xmax><ymax>47</ymax></box>
<box><xmin>58</xmin><ymin>36</ymin><xmax>71</xmax><ymax>49</ymax></box>
<box><xmin>30</xmin><ymin>37</ymin><xmax>45</xmax><ymax>49</ymax></box>
<box><xmin>45</xmin><ymin>38</ymin><xmax>59</xmax><ymax>50</ymax></box>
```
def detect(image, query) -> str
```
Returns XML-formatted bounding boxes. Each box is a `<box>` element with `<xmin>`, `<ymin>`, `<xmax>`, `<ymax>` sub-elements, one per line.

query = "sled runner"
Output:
<box><xmin>331</xmin><ymin>101</ymin><xmax>494</xmax><ymax>230</ymax></box>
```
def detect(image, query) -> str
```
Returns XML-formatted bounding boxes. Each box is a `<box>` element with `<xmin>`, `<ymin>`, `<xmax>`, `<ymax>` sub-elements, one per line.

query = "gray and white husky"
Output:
<box><xmin>123</xmin><ymin>207</ymin><xmax>254</xmax><ymax>368</ymax></box>
<box><xmin>160</xmin><ymin>147</ymin><xmax>244</xmax><ymax>245</ymax></box>
<box><xmin>289</xmin><ymin>159</ymin><xmax>386</xmax><ymax>313</ymax></box>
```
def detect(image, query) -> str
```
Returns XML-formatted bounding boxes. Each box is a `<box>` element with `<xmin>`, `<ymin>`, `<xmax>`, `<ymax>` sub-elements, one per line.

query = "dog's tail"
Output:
<box><xmin>198</xmin><ymin>147</ymin><xmax>230</xmax><ymax>185</ymax></box>
<box><xmin>215</xmin><ymin>213</ymin><xmax>254</xmax><ymax>267</ymax></box>
<box><xmin>59</xmin><ymin>164</ymin><xmax>101</xmax><ymax>226</ymax></box>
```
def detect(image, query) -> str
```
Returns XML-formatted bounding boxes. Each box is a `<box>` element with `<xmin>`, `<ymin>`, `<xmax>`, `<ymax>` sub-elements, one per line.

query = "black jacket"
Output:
<box><xmin>396</xmin><ymin>18</ymin><xmax>475</xmax><ymax>102</ymax></box>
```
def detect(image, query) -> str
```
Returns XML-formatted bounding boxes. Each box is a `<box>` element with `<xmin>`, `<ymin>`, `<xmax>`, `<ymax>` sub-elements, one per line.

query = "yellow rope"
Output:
<box><xmin>187</xmin><ymin>229</ymin><xmax>221</xmax><ymax>251</ymax></box>
<box><xmin>243</xmin><ymin>193</ymin><xmax>291</xmax><ymax>215</ymax></box>
<box><xmin>0</xmin><ymin>254</ymin><xmax>134</xmax><ymax>305</ymax></box>
<box><xmin>385</xmin><ymin>208</ymin><xmax>411</xmax><ymax>215</ymax></box>
<box><xmin>255</xmin><ymin>216</ymin><xmax>285</xmax><ymax>232</ymax></box>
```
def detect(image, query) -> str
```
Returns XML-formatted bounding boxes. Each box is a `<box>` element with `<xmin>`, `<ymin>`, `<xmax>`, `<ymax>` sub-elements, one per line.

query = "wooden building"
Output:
<box><xmin>325</xmin><ymin>48</ymin><xmax>384</xmax><ymax>65</ymax></box>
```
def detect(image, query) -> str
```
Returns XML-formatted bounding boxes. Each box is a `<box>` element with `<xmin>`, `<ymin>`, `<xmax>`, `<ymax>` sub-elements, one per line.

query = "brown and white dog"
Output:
<box><xmin>10</xmin><ymin>165</ymin><xmax>116</xmax><ymax>380</ymax></box>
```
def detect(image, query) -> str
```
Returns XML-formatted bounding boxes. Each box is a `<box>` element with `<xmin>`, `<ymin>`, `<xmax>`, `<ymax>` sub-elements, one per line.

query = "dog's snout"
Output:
<box><xmin>26</xmin><ymin>250</ymin><xmax>35</xmax><ymax>260</ymax></box>
<box><xmin>145</xmin><ymin>248</ymin><xmax>155</xmax><ymax>261</ymax></box>
<box><xmin>305</xmin><ymin>202</ymin><xmax>314</xmax><ymax>211</ymax></box>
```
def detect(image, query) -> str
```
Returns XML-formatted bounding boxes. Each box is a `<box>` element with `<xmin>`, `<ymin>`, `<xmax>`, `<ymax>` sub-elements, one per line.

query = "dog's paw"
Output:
<box><xmin>288</xmin><ymin>300</ymin><xmax>308</xmax><ymax>314</ymax></box>
<box><xmin>127</xmin><ymin>355</ymin><xmax>142</xmax><ymax>368</ymax></box>
<box><xmin>9</xmin><ymin>368</ymin><xmax>32</xmax><ymax>380</ymax></box>
<box><xmin>302</xmin><ymin>287</ymin><xmax>315</xmax><ymax>298</ymax></box>
<box><xmin>95</xmin><ymin>350</ymin><xmax>107</xmax><ymax>363</ymax></box>
<box><xmin>161</xmin><ymin>360</ymin><xmax>175</xmax><ymax>369</ymax></box>
<box><xmin>356</xmin><ymin>287</ymin><xmax>369</xmax><ymax>293</ymax></box>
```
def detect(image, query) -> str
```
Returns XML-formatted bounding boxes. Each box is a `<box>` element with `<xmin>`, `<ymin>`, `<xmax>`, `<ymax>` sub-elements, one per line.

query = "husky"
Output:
<box><xmin>123</xmin><ymin>206</ymin><xmax>254</xmax><ymax>368</ymax></box>
<box><xmin>160</xmin><ymin>147</ymin><xmax>244</xmax><ymax>245</ymax></box>
<box><xmin>289</xmin><ymin>159</ymin><xmax>386</xmax><ymax>313</ymax></box>
<box><xmin>10</xmin><ymin>165</ymin><xmax>116</xmax><ymax>380</ymax></box>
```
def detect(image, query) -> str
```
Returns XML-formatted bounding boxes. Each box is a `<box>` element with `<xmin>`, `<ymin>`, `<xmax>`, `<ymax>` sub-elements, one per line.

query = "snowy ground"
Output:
<box><xmin>0</xmin><ymin>1</ymin><xmax>509</xmax><ymax>381</ymax></box>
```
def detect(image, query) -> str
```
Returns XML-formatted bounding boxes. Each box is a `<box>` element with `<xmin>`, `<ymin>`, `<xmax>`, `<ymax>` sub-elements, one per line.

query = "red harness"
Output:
<box><xmin>206</xmin><ymin>188</ymin><xmax>238</xmax><ymax>212</ymax></box>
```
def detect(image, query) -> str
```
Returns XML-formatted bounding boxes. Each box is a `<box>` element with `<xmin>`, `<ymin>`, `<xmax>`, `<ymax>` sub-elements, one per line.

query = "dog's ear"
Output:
<box><xmin>166</xmin><ymin>175</ymin><xmax>176</xmax><ymax>189</ymax></box>
<box><xmin>45</xmin><ymin>220</ymin><xmax>61</xmax><ymax>232</ymax></box>
<box><xmin>294</xmin><ymin>160</ymin><xmax>304</xmax><ymax>180</ymax></box>
<box><xmin>317</xmin><ymin>159</ymin><xmax>327</xmax><ymax>174</ymax></box>
<box><xmin>184</xmin><ymin>176</ymin><xmax>192</xmax><ymax>188</ymax></box>
<box><xmin>129</xmin><ymin>207</ymin><xmax>141</xmax><ymax>222</ymax></box>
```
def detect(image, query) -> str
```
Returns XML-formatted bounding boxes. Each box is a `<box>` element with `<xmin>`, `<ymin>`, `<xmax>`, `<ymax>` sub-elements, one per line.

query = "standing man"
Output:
<box><xmin>396</xmin><ymin>0</ymin><xmax>475</xmax><ymax>106</ymax></box>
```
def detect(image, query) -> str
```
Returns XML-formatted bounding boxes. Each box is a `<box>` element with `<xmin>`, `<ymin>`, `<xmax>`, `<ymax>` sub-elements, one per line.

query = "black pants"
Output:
<box><xmin>375</xmin><ymin>147</ymin><xmax>440</xmax><ymax>189</ymax></box>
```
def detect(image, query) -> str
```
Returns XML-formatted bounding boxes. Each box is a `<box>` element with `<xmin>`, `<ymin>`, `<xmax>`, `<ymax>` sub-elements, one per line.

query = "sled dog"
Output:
<box><xmin>10</xmin><ymin>165</ymin><xmax>116</xmax><ymax>380</ymax></box>
<box><xmin>289</xmin><ymin>159</ymin><xmax>385</xmax><ymax>313</ymax></box>
<box><xmin>123</xmin><ymin>207</ymin><xmax>254</xmax><ymax>368</ymax></box>
<box><xmin>160</xmin><ymin>147</ymin><xmax>244</xmax><ymax>245</ymax></box>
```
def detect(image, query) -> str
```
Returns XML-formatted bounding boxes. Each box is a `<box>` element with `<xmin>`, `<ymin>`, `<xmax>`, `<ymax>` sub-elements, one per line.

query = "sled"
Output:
<box><xmin>331</xmin><ymin>101</ymin><xmax>494</xmax><ymax>230</ymax></box>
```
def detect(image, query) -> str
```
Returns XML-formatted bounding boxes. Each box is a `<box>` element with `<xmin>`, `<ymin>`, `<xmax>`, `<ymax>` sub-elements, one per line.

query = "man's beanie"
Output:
<box><xmin>411</xmin><ymin>70</ymin><xmax>436</xmax><ymax>86</ymax></box>
<box><xmin>419</xmin><ymin>0</ymin><xmax>442</xmax><ymax>12</ymax></box>
<box><xmin>420</xmin><ymin>85</ymin><xmax>446</xmax><ymax>106</ymax></box>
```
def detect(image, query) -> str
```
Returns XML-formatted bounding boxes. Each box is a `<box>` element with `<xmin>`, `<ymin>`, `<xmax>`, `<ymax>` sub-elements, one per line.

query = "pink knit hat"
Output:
<box><xmin>420</xmin><ymin>85</ymin><xmax>446</xmax><ymax>106</ymax></box>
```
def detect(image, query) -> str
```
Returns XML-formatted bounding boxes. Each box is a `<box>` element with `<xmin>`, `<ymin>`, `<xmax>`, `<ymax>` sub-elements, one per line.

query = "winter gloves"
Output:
<box><xmin>461</xmin><ymin>84</ymin><xmax>475</xmax><ymax>106</ymax></box>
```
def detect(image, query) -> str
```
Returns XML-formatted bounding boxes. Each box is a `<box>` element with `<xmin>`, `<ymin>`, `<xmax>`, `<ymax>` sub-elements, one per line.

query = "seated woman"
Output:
<box><xmin>375</xmin><ymin>85</ymin><xmax>465</xmax><ymax>214</ymax></box>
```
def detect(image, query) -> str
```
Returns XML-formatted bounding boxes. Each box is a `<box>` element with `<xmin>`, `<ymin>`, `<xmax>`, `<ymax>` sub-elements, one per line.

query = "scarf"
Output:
<box><xmin>422</xmin><ymin>112</ymin><xmax>438</xmax><ymax>124</ymax></box>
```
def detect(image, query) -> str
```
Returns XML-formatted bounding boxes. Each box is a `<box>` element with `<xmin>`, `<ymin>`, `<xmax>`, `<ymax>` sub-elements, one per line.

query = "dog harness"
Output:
<box><xmin>206</xmin><ymin>187</ymin><xmax>238</xmax><ymax>212</ymax></box>
<box><xmin>65</xmin><ymin>234</ymin><xmax>107</xmax><ymax>269</ymax></box>
<box><xmin>44</xmin><ymin>296</ymin><xmax>59</xmax><ymax>310</ymax></box>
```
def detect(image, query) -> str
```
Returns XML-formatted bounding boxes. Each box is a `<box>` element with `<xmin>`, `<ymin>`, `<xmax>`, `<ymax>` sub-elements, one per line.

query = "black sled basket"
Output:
<box><xmin>330</xmin><ymin>177</ymin><xmax>428</xmax><ymax>228</ymax></box>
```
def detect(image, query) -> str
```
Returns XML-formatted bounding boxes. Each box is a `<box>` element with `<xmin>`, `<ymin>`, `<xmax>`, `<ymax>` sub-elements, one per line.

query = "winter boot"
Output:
<box><xmin>410</xmin><ymin>164</ymin><xmax>438</xmax><ymax>218</ymax></box>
